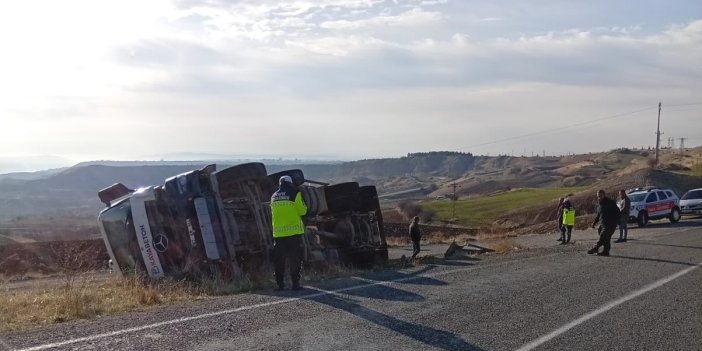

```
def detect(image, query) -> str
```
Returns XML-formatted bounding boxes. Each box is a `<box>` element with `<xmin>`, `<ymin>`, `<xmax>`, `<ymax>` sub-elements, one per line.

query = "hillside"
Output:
<box><xmin>492</xmin><ymin>168</ymin><xmax>702</xmax><ymax>232</ymax></box>
<box><xmin>0</xmin><ymin>147</ymin><xmax>699</xmax><ymax>223</ymax></box>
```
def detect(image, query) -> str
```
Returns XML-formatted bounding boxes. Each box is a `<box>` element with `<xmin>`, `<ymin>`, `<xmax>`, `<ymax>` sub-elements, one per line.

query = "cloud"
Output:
<box><xmin>479</xmin><ymin>17</ymin><xmax>503</xmax><ymax>22</ymax></box>
<box><xmin>88</xmin><ymin>17</ymin><xmax>702</xmax><ymax>105</ymax></box>
<box><xmin>320</xmin><ymin>7</ymin><xmax>443</xmax><ymax>30</ymax></box>
<box><xmin>2</xmin><ymin>0</ymin><xmax>701</xmax><ymax>160</ymax></box>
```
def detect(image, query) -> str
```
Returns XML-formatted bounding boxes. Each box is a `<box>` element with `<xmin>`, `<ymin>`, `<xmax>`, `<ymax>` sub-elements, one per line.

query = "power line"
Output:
<box><xmin>662</xmin><ymin>107</ymin><xmax>702</xmax><ymax>113</ymax></box>
<box><xmin>665</xmin><ymin>102</ymin><xmax>702</xmax><ymax>107</ymax></box>
<box><xmin>461</xmin><ymin>105</ymin><xmax>658</xmax><ymax>150</ymax></box>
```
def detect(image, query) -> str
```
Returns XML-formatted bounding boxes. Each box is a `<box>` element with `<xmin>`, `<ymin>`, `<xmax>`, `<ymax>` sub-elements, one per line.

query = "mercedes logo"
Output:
<box><xmin>154</xmin><ymin>234</ymin><xmax>169</xmax><ymax>253</ymax></box>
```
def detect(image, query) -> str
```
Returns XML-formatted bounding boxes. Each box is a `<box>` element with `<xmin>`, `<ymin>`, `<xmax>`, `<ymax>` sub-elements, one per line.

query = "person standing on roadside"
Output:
<box><xmin>270</xmin><ymin>175</ymin><xmax>308</xmax><ymax>291</ymax></box>
<box><xmin>560</xmin><ymin>196</ymin><xmax>575</xmax><ymax>244</ymax></box>
<box><xmin>588</xmin><ymin>190</ymin><xmax>621</xmax><ymax>256</ymax></box>
<box><xmin>409</xmin><ymin>216</ymin><xmax>421</xmax><ymax>259</ymax></box>
<box><xmin>615</xmin><ymin>189</ymin><xmax>631</xmax><ymax>243</ymax></box>
<box><xmin>556</xmin><ymin>197</ymin><xmax>565</xmax><ymax>241</ymax></box>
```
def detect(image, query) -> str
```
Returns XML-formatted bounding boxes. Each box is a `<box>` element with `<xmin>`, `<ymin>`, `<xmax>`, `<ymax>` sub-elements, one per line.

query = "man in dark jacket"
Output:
<box><xmin>588</xmin><ymin>190</ymin><xmax>621</xmax><ymax>256</ymax></box>
<box><xmin>556</xmin><ymin>197</ymin><xmax>565</xmax><ymax>241</ymax></box>
<box><xmin>409</xmin><ymin>216</ymin><xmax>421</xmax><ymax>259</ymax></box>
<box><xmin>615</xmin><ymin>189</ymin><xmax>631</xmax><ymax>243</ymax></box>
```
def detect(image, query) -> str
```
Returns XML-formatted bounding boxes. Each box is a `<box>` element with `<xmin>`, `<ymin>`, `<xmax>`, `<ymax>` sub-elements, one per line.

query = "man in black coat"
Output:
<box><xmin>588</xmin><ymin>190</ymin><xmax>621</xmax><ymax>256</ymax></box>
<box><xmin>409</xmin><ymin>216</ymin><xmax>421</xmax><ymax>259</ymax></box>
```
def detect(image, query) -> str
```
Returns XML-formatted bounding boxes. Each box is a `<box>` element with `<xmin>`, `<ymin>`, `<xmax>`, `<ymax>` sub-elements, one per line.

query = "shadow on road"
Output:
<box><xmin>629</xmin><ymin>219</ymin><xmax>702</xmax><ymax>230</ymax></box>
<box><xmin>306</xmin><ymin>293</ymin><xmax>486</xmax><ymax>351</ymax></box>
<box><xmin>608</xmin><ymin>254</ymin><xmax>700</xmax><ymax>267</ymax></box>
<box><xmin>341</xmin><ymin>281</ymin><xmax>427</xmax><ymax>302</ymax></box>
<box><xmin>360</xmin><ymin>265</ymin><xmax>450</xmax><ymax>287</ymax></box>
<box><xmin>625</xmin><ymin>241</ymin><xmax>702</xmax><ymax>250</ymax></box>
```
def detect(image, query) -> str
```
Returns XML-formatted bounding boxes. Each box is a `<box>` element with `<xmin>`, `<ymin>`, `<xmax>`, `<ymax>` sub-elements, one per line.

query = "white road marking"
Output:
<box><xmin>13</xmin><ymin>228</ymin><xmax>700</xmax><ymax>351</ymax></box>
<box><xmin>515</xmin><ymin>260</ymin><xmax>702</xmax><ymax>351</ymax></box>
<box><xmin>13</xmin><ymin>261</ymin><xmax>505</xmax><ymax>351</ymax></box>
<box><xmin>16</xmin><ymin>252</ymin><xmax>561</xmax><ymax>351</ymax></box>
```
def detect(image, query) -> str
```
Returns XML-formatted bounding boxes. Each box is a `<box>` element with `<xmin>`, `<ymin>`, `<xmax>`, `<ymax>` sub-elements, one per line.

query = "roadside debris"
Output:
<box><xmin>444</xmin><ymin>241</ymin><xmax>494</xmax><ymax>258</ymax></box>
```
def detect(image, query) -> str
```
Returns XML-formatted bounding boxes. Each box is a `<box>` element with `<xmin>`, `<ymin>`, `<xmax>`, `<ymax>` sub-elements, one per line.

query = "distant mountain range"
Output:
<box><xmin>0</xmin><ymin>156</ymin><xmax>74</xmax><ymax>174</ymax></box>
<box><xmin>134</xmin><ymin>152</ymin><xmax>349</xmax><ymax>163</ymax></box>
<box><xmin>0</xmin><ymin>154</ymin><xmax>347</xmax><ymax>176</ymax></box>
<box><xmin>0</xmin><ymin>152</ymin><xmax>476</xmax><ymax>219</ymax></box>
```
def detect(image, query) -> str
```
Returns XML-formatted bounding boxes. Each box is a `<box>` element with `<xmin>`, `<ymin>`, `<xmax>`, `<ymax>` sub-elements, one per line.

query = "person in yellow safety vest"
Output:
<box><xmin>270</xmin><ymin>175</ymin><xmax>308</xmax><ymax>291</ymax></box>
<box><xmin>560</xmin><ymin>196</ymin><xmax>575</xmax><ymax>244</ymax></box>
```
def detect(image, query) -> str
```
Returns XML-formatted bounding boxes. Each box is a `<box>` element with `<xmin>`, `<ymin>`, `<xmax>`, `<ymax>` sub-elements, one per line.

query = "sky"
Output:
<box><xmin>1</xmin><ymin>0</ymin><xmax>701</xmax><ymax>164</ymax></box>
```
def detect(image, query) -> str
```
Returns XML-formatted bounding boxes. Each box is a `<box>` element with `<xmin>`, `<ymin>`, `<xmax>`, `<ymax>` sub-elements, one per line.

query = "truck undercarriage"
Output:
<box><xmin>97</xmin><ymin>163</ymin><xmax>388</xmax><ymax>279</ymax></box>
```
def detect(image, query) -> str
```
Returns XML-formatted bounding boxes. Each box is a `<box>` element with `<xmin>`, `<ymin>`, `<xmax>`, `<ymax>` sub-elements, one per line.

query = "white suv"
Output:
<box><xmin>626</xmin><ymin>187</ymin><xmax>681</xmax><ymax>227</ymax></box>
<box><xmin>680</xmin><ymin>188</ymin><xmax>702</xmax><ymax>216</ymax></box>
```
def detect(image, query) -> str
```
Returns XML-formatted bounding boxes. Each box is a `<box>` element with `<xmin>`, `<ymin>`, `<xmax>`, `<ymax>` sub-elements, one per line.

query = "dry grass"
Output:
<box><xmin>0</xmin><ymin>263</ymin><xmax>369</xmax><ymax>332</ymax></box>
<box><xmin>0</xmin><ymin>274</ymin><xmax>198</xmax><ymax>332</ymax></box>
<box><xmin>489</xmin><ymin>238</ymin><xmax>523</xmax><ymax>254</ymax></box>
<box><xmin>0</xmin><ymin>269</ymin><xmax>291</xmax><ymax>332</ymax></box>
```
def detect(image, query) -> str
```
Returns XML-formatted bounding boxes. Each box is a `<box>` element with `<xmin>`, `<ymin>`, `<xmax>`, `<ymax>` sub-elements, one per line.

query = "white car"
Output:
<box><xmin>626</xmin><ymin>187</ymin><xmax>681</xmax><ymax>227</ymax></box>
<box><xmin>680</xmin><ymin>188</ymin><xmax>702</xmax><ymax>216</ymax></box>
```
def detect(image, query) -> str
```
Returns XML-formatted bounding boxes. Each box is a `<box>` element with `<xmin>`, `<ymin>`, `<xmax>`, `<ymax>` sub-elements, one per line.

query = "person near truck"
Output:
<box><xmin>615</xmin><ymin>189</ymin><xmax>631</xmax><ymax>243</ymax></box>
<box><xmin>270</xmin><ymin>175</ymin><xmax>308</xmax><ymax>291</ymax></box>
<box><xmin>588</xmin><ymin>189</ymin><xmax>621</xmax><ymax>256</ymax></box>
<box><xmin>409</xmin><ymin>216</ymin><xmax>421</xmax><ymax>259</ymax></box>
<box><xmin>560</xmin><ymin>196</ymin><xmax>575</xmax><ymax>244</ymax></box>
<box><xmin>555</xmin><ymin>197</ymin><xmax>565</xmax><ymax>241</ymax></box>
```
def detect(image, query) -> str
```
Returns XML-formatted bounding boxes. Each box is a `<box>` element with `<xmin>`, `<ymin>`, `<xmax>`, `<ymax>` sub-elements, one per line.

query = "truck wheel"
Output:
<box><xmin>669</xmin><ymin>208</ymin><xmax>681</xmax><ymax>223</ymax></box>
<box><xmin>637</xmin><ymin>212</ymin><xmax>648</xmax><ymax>227</ymax></box>
<box><xmin>325</xmin><ymin>182</ymin><xmax>361</xmax><ymax>213</ymax></box>
<box><xmin>299</xmin><ymin>185</ymin><xmax>325</xmax><ymax>215</ymax></box>
<box><xmin>215</xmin><ymin>163</ymin><xmax>267</xmax><ymax>184</ymax></box>
<box><xmin>359</xmin><ymin>186</ymin><xmax>380</xmax><ymax>212</ymax></box>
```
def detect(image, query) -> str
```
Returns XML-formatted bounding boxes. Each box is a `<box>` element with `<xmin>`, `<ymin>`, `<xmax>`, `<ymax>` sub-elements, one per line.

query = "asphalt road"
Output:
<box><xmin>2</xmin><ymin>219</ymin><xmax>701</xmax><ymax>351</ymax></box>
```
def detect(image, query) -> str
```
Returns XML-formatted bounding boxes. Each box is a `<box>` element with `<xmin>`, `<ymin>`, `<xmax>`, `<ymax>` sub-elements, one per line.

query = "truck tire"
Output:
<box><xmin>637</xmin><ymin>211</ymin><xmax>648</xmax><ymax>227</ymax></box>
<box><xmin>359</xmin><ymin>185</ymin><xmax>380</xmax><ymax>212</ymax></box>
<box><xmin>215</xmin><ymin>163</ymin><xmax>267</xmax><ymax>184</ymax></box>
<box><xmin>325</xmin><ymin>182</ymin><xmax>361</xmax><ymax>213</ymax></box>
<box><xmin>299</xmin><ymin>185</ymin><xmax>328</xmax><ymax>215</ymax></box>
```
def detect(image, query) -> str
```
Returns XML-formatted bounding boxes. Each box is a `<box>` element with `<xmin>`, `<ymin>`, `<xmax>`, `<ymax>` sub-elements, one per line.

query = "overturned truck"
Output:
<box><xmin>97</xmin><ymin>163</ymin><xmax>388</xmax><ymax>279</ymax></box>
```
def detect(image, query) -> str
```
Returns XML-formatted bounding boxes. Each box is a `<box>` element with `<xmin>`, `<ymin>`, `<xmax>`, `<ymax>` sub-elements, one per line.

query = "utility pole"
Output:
<box><xmin>679</xmin><ymin>137</ymin><xmax>687</xmax><ymax>155</ymax></box>
<box><xmin>654</xmin><ymin>102</ymin><xmax>662</xmax><ymax>165</ymax></box>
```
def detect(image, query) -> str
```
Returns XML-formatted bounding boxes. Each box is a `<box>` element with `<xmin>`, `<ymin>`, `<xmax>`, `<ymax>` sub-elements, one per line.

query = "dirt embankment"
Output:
<box><xmin>0</xmin><ymin>240</ymin><xmax>106</xmax><ymax>278</ymax></box>
<box><xmin>384</xmin><ymin>222</ymin><xmax>482</xmax><ymax>238</ymax></box>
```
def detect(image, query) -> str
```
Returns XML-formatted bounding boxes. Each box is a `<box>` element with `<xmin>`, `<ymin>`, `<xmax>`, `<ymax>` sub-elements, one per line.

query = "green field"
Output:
<box><xmin>423</xmin><ymin>187</ymin><xmax>588</xmax><ymax>227</ymax></box>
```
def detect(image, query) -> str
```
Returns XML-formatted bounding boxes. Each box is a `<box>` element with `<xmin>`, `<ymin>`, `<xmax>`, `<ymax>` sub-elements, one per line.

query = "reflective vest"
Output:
<box><xmin>271</xmin><ymin>186</ymin><xmax>308</xmax><ymax>238</ymax></box>
<box><xmin>563</xmin><ymin>208</ymin><xmax>575</xmax><ymax>226</ymax></box>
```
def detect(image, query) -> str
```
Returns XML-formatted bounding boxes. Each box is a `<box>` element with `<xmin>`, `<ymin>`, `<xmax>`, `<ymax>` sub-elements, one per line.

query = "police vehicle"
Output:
<box><xmin>626</xmin><ymin>187</ymin><xmax>681</xmax><ymax>227</ymax></box>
